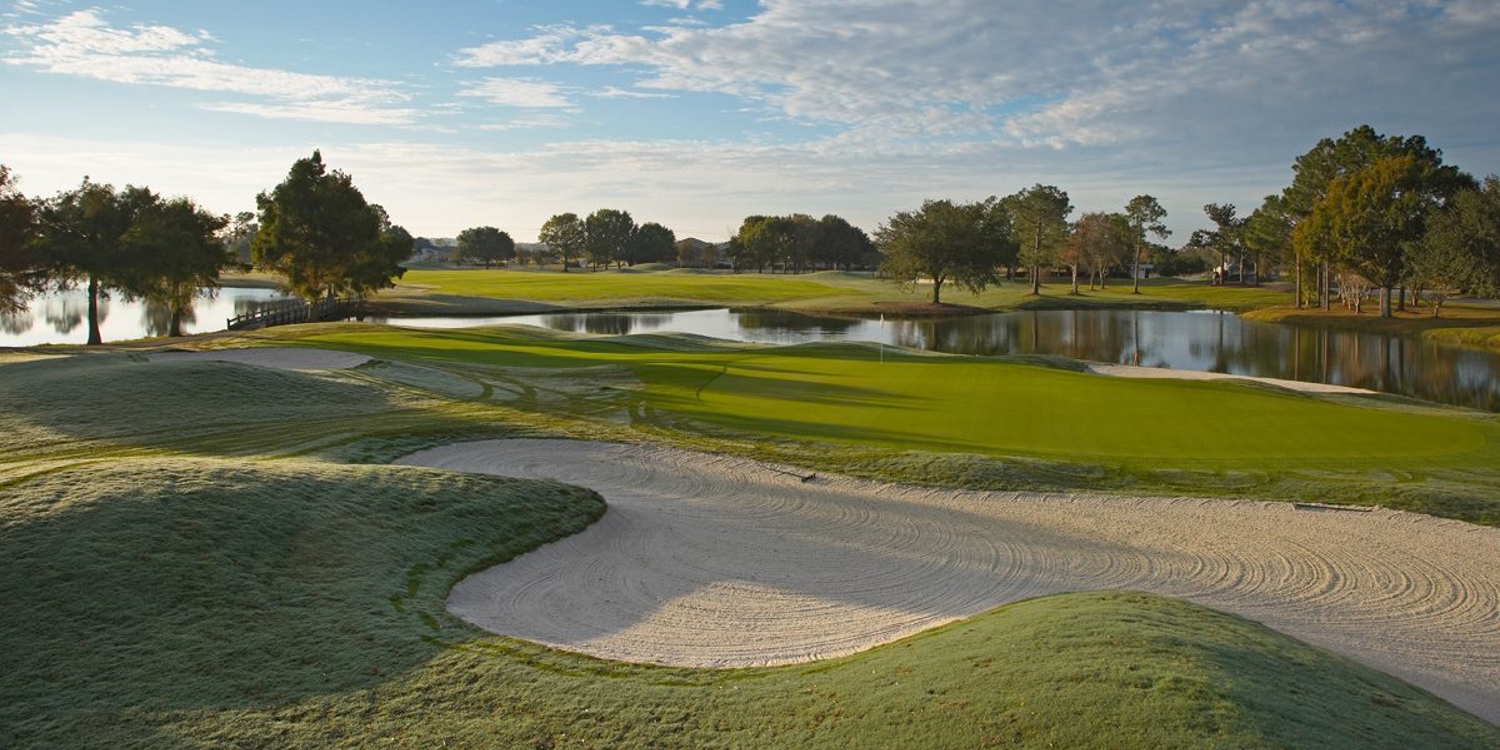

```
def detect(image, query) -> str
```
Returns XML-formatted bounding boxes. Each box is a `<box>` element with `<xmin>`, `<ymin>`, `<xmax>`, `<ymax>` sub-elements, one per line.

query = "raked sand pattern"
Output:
<box><xmin>400</xmin><ymin>439</ymin><xmax>1500</xmax><ymax>724</ymax></box>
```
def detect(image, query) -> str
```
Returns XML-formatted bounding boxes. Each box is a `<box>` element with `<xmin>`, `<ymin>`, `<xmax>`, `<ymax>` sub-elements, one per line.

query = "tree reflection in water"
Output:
<box><xmin>494</xmin><ymin>308</ymin><xmax>1500</xmax><ymax>411</ymax></box>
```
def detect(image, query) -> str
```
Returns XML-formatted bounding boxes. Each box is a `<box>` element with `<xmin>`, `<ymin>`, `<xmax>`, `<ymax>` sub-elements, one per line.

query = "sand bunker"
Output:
<box><xmin>1088</xmin><ymin>362</ymin><xmax>1376</xmax><ymax>395</ymax></box>
<box><xmin>400</xmin><ymin>440</ymin><xmax>1499</xmax><ymax>724</ymax></box>
<box><xmin>150</xmin><ymin>347</ymin><xmax>371</xmax><ymax>371</ymax></box>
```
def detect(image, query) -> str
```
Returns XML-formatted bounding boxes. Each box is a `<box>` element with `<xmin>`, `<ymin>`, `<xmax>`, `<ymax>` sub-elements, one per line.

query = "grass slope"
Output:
<box><xmin>3</xmin><ymin>337</ymin><xmax>1498</xmax><ymax>747</ymax></box>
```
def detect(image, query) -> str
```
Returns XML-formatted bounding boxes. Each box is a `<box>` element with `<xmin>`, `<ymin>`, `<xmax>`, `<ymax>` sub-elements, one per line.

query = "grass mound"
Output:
<box><xmin>0</xmin><ymin>355</ymin><xmax>393</xmax><ymax>452</ymax></box>
<box><xmin>0</xmin><ymin>457</ymin><xmax>603</xmax><ymax>747</ymax></box>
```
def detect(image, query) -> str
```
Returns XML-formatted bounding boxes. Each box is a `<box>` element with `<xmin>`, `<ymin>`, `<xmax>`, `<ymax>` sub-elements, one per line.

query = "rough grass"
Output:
<box><xmin>4</xmin><ymin>334</ymin><xmax>1499</xmax><ymax>747</ymax></box>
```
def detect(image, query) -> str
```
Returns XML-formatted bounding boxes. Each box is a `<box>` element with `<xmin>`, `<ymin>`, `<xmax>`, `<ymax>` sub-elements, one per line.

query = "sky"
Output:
<box><xmin>3</xmin><ymin>0</ymin><xmax>1499</xmax><ymax>244</ymax></box>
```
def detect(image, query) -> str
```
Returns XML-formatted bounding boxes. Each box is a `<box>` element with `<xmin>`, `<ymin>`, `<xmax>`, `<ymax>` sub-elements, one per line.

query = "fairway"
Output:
<box><xmin>289</xmin><ymin>325</ymin><xmax>1499</xmax><ymax>474</ymax></box>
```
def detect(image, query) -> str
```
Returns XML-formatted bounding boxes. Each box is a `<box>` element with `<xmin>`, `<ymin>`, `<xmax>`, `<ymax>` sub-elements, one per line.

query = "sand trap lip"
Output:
<box><xmin>399</xmin><ymin>439</ymin><xmax>1500</xmax><ymax>724</ymax></box>
<box><xmin>1087</xmin><ymin>362</ymin><xmax>1376</xmax><ymax>395</ymax></box>
<box><xmin>150</xmin><ymin>347</ymin><xmax>371</xmax><ymax>371</ymax></box>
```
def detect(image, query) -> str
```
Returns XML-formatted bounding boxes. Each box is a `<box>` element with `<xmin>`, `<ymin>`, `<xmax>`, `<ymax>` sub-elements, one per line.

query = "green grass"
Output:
<box><xmin>377</xmin><ymin>267</ymin><xmax>1300</xmax><ymax>317</ymax></box>
<box><xmin>274</xmin><ymin>323</ymin><xmax>1500</xmax><ymax>523</ymax></box>
<box><xmin>4</xmin><ymin>331</ymin><xmax>1499</xmax><ymax>747</ymax></box>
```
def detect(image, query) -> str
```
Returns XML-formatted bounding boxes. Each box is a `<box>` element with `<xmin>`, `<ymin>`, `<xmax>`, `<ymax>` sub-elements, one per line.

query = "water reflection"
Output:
<box><xmin>0</xmin><ymin>287</ymin><xmax>291</xmax><ymax>346</ymax></box>
<box><xmin>408</xmin><ymin>308</ymin><xmax>1500</xmax><ymax>411</ymax></box>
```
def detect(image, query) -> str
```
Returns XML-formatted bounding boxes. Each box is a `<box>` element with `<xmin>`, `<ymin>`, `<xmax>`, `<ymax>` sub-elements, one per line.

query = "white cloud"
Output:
<box><xmin>458</xmin><ymin>77</ymin><xmax>575</xmax><ymax>108</ymax></box>
<box><xmin>3</xmin><ymin>8</ymin><xmax>415</xmax><ymax>125</ymax></box>
<box><xmin>641</xmin><ymin>0</ymin><xmax>723</xmax><ymax>10</ymax></box>
<box><xmin>593</xmin><ymin>86</ymin><xmax>675</xmax><ymax>100</ymax></box>
<box><xmin>448</xmin><ymin>0</ymin><xmax>1500</xmax><ymax>156</ymax></box>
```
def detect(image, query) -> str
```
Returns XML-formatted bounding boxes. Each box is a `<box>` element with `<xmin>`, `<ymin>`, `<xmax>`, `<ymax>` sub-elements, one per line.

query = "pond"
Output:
<box><xmin>0</xmin><ymin>287</ymin><xmax>291</xmax><ymax>346</ymax></box>
<box><xmin>378</xmin><ymin>308</ymin><xmax>1500</xmax><ymax>411</ymax></box>
<box><xmin>6</xmin><ymin>291</ymin><xmax>1497</xmax><ymax>411</ymax></box>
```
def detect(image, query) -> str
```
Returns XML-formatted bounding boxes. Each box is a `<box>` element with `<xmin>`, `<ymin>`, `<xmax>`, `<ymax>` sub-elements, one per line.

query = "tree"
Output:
<box><xmin>1299</xmin><ymin>155</ymin><xmax>1460</xmax><ymax>317</ymax></box>
<box><xmin>1407</xmin><ymin>175</ymin><xmax>1500</xmax><ymax>315</ymax></box>
<box><xmin>627</xmin><ymin>222</ymin><xmax>676</xmax><ymax>265</ymax></box>
<box><xmin>735</xmin><ymin>215</ymin><xmax>790</xmax><ymax>273</ymax></box>
<box><xmin>353</xmin><ymin>205</ymin><xmax>415</xmax><ymax>301</ymax></box>
<box><xmin>0</xmin><ymin>165</ymin><xmax>40</xmax><ymax>315</ymax></box>
<box><xmin>1004</xmin><ymin>184</ymin><xmax>1072</xmax><ymax>294</ymax></box>
<box><xmin>35</xmin><ymin>178</ymin><xmax>142</xmax><ymax>344</ymax></box>
<box><xmin>1190</xmin><ymin>203</ymin><xmax>1245</xmax><ymax>284</ymax></box>
<box><xmin>1124</xmin><ymin>195</ymin><xmax>1170</xmax><ymax>293</ymax></box>
<box><xmin>121</xmin><ymin>192</ymin><xmax>231</xmax><ymax>337</ymax></box>
<box><xmin>584</xmin><ymin>209</ymin><xmax>635</xmax><ymax>269</ymax></box>
<box><xmin>455</xmin><ymin>226</ymin><xmax>515</xmax><ymax>268</ymax></box>
<box><xmin>223</xmin><ymin>211</ymin><xmax>258</xmax><ymax>268</ymax></box>
<box><xmin>1282</xmin><ymin>125</ymin><xmax>1469</xmax><ymax>309</ymax></box>
<box><xmin>876</xmin><ymin>199</ymin><xmax>1003</xmax><ymax>304</ymax></box>
<box><xmin>252</xmin><ymin>151</ymin><xmax>405</xmax><ymax>303</ymax></box>
<box><xmin>1065</xmin><ymin>212</ymin><xmax>1131</xmax><ymax>293</ymax></box>
<box><xmin>1245</xmin><ymin>195</ymin><xmax>1296</xmax><ymax>301</ymax></box>
<box><xmin>538</xmin><ymin>213</ymin><xmax>586</xmax><ymax>271</ymax></box>
<box><xmin>818</xmin><ymin>214</ymin><xmax>876</xmax><ymax>270</ymax></box>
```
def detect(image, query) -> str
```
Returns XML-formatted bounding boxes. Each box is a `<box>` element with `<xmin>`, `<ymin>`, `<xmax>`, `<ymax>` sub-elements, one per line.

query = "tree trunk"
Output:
<box><xmin>169</xmin><ymin>309</ymin><xmax>184</xmax><ymax>338</ymax></box>
<box><xmin>931</xmin><ymin>278</ymin><xmax>943</xmax><ymax>305</ymax></box>
<box><xmin>1379</xmin><ymin>286</ymin><xmax>1393</xmax><ymax>318</ymax></box>
<box><xmin>1294</xmin><ymin>254</ymin><xmax>1303</xmax><ymax>309</ymax></box>
<box><xmin>1069</xmin><ymin>265</ymin><xmax>1079</xmax><ymax>295</ymax></box>
<box><xmin>1030</xmin><ymin>265</ymin><xmax>1041</xmax><ymax>295</ymax></box>
<box><xmin>1397</xmin><ymin>286</ymin><xmax>1407</xmax><ymax>313</ymax></box>
<box><xmin>1131</xmin><ymin>246</ymin><xmax>1141</xmax><ymax>294</ymax></box>
<box><xmin>86</xmin><ymin>275</ymin><xmax>102</xmax><ymax>346</ymax></box>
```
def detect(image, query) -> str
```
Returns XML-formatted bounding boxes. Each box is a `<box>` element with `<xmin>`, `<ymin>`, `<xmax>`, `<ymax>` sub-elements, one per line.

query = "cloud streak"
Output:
<box><xmin>3</xmin><ymin>9</ymin><xmax>416</xmax><ymax>125</ymax></box>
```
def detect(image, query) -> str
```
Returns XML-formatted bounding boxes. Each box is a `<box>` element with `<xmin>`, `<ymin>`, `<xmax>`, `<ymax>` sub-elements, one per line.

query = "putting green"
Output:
<box><xmin>669</xmin><ymin>351</ymin><xmax>1488</xmax><ymax>465</ymax></box>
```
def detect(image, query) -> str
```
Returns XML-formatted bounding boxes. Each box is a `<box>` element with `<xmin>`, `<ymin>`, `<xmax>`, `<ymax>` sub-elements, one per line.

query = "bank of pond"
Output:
<box><xmin>5</xmin><ymin>288</ymin><xmax>1499</xmax><ymax>411</ymax></box>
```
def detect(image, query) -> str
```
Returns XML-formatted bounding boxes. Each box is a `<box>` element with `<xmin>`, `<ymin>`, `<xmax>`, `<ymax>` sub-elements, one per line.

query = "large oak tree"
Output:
<box><xmin>252</xmin><ymin>151</ymin><xmax>408</xmax><ymax>303</ymax></box>
<box><xmin>538</xmin><ymin>212</ymin><xmax>586</xmax><ymax>271</ymax></box>
<box><xmin>121</xmin><ymin>192</ymin><xmax>230</xmax><ymax>337</ymax></box>
<box><xmin>455</xmin><ymin>226</ymin><xmax>515</xmax><ymax>268</ymax></box>
<box><xmin>877</xmin><ymin>198</ymin><xmax>1005</xmax><ymax>305</ymax></box>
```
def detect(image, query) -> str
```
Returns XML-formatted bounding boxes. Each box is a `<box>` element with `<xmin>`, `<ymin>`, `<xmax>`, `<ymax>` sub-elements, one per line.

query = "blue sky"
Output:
<box><xmin>4</xmin><ymin>0</ymin><xmax>1499</xmax><ymax>242</ymax></box>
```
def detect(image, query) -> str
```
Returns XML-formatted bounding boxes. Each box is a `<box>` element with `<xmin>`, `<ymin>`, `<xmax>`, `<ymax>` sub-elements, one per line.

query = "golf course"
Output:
<box><xmin>4</xmin><ymin>271</ymin><xmax>1500</xmax><ymax>748</ymax></box>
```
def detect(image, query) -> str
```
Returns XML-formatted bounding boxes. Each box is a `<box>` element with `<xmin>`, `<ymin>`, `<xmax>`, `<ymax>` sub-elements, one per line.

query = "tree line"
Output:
<box><xmin>875</xmin><ymin>187</ymin><xmax>1170</xmax><ymax>304</ymax></box>
<box><xmin>443</xmin><ymin>210</ymin><xmax>680</xmax><ymax>271</ymax></box>
<box><xmin>874</xmin><ymin>126</ymin><xmax>1500</xmax><ymax>317</ymax></box>
<box><xmin>0</xmin><ymin>151</ymin><xmax>412</xmax><ymax>343</ymax></box>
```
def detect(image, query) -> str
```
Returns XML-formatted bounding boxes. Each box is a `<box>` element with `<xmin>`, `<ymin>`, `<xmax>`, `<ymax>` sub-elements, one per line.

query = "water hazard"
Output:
<box><xmin>382</xmin><ymin>308</ymin><xmax>1500</xmax><ymax>411</ymax></box>
<box><xmin>6</xmin><ymin>291</ymin><xmax>1497</xmax><ymax>411</ymax></box>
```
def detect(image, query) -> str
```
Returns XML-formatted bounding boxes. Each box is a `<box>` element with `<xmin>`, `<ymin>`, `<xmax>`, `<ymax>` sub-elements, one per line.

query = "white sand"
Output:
<box><xmin>1087</xmin><ymin>363</ymin><xmax>1376</xmax><ymax>395</ymax></box>
<box><xmin>150</xmin><ymin>347</ymin><xmax>371</xmax><ymax>371</ymax></box>
<box><xmin>400</xmin><ymin>439</ymin><xmax>1500</xmax><ymax>724</ymax></box>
